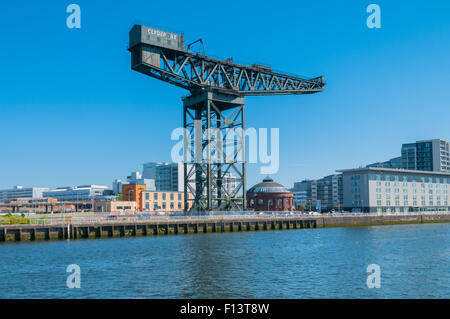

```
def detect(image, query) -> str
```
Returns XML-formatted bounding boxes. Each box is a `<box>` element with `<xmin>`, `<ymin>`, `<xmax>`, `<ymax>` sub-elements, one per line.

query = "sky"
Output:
<box><xmin>0</xmin><ymin>1</ymin><xmax>450</xmax><ymax>190</ymax></box>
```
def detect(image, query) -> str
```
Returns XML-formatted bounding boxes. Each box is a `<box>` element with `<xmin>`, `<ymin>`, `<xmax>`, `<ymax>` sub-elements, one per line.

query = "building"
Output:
<box><xmin>316</xmin><ymin>174</ymin><xmax>343</xmax><ymax>212</ymax></box>
<box><xmin>292</xmin><ymin>174</ymin><xmax>343</xmax><ymax>212</ymax></box>
<box><xmin>126</xmin><ymin>172</ymin><xmax>156</xmax><ymax>191</ymax></box>
<box><xmin>112</xmin><ymin>179</ymin><xmax>129</xmax><ymax>196</ymax></box>
<box><xmin>293</xmin><ymin>180</ymin><xmax>314</xmax><ymax>209</ymax></box>
<box><xmin>401</xmin><ymin>139</ymin><xmax>450</xmax><ymax>173</ymax></box>
<box><xmin>142</xmin><ymin>162</ymin><xmax>238</xmax><ymax>200</ymax></box>
<box><xmin>339</xmin><ymin>167</ymin><xmax>450</xmax><ymax>213</ymax></box>
<box><xmin>367</xmin><ymin>157</ymin><xmax>402</xmax><ymax>169</ymax></box>
<box><xmin>155</xmin><ymin>163</ymin><xmax>184</xmax><ymax>191</ymax></box>
<box><xmin>0</xmin><ymin>186</ymin><xmax>49</xmax><ymax>202</ymax></box>
<box><xmin>143</xmin><ymin>162</ymin><xmax>184</xmax><ymax>192</ymax></box>
<box><xmin>93</xmin><ymin>200</ymin><xmax>137</xmax><ymax>214</ymax></box>
<box><xmin>0</xmin><ymin>198</ymin><xmax>59</xmax><ymax>214</ymax></box>
<box><xmin>142</xmin><ymin>162</ymin><xmax>183</xmax><ymax>192</ymax></box>
<box><xmin>247</xmin><ymin>177</ymin><xmax>294</xmax><ymax>211</ymax></box>
<box><xmin>122</xmin><ymin>184</ymin><xmax>147</xmax><ymax>211</ymax></box>
<box><xmin>142</xmin><ymin>191</ymin><xmax>191</xmax><ymax>213</ymax></box>
<box><xmin>142</xmin><ymin>162</ymin><xmax>158</xmax><ymax>179</ymax></box>
<box><xmin>292</xmin><ymin>190</ymin><xmax>307</xmax><ymax>208</ymax></box>
<box><xmin>43</xmin><ymin>185</ymin><xmax>112</xmax><ymax>201</ymax></box>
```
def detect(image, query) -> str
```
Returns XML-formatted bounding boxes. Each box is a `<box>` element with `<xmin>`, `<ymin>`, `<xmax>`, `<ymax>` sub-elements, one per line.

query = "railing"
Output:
<box><xmin>21</xmin><ymin>211</ymin><xmax>450</xmax><ymax>226</ymax></box>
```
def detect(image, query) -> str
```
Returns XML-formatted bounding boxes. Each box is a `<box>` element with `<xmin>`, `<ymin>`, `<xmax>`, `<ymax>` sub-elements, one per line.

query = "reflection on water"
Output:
<box><xmin>0</xmin><ymin>223</ymin><xmax>448</xmax><ymax>298</ymax></box>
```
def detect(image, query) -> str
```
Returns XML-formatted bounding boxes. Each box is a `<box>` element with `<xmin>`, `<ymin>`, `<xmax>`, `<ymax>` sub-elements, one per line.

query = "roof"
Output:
<box><xmin>337</xmin><ymin>167</ymin><xmax>450</xmax><ymax>177</ymax></box>
<box><xmin>247</xmin><ymin>177</ymin><xmax>292</xmax><ymax>194</ymax></box>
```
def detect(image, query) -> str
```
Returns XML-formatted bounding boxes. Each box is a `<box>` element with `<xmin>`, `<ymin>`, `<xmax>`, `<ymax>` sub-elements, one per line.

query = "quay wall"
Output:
<box><xmin>1</xmin><ymin>213</ymin><xmax>449</xmax><ymax>242</ymax></box>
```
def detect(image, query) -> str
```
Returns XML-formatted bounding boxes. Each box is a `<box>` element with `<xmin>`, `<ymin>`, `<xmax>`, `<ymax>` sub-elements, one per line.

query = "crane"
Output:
<box><xmin>128</xmin><ymin>24</ymin><xmax>325</xmax><ymax>213</ymax></box>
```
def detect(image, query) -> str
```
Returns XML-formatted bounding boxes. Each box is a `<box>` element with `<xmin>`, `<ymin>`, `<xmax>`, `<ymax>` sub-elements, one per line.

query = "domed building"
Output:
<box><xmin>247</xmin><ymin>177</ymin><xmax>294</xmax><ymax>211</ymax></box>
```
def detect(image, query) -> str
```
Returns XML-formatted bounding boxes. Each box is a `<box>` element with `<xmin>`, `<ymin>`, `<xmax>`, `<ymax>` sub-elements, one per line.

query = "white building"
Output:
<box><xmin>43</xmin><ymin>185</ymin><xmax>111</xmax><ymax>201</ymax></box>
<box><xmin>339</xmin><ymin>167</ymin><xmax>450</xmax><ymax>213</ymax></box>
<box><xmin>0</xmin><ymin>186</ymin><xmax>49</xmax><ymax>202</ymax></box>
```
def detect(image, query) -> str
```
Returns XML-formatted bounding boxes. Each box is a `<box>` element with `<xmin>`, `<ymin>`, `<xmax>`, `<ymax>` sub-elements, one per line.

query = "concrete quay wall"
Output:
<box><xmin>1</xmin><ymin>213</ymin><xmax>449</xmax><ymax>242</ymax></box>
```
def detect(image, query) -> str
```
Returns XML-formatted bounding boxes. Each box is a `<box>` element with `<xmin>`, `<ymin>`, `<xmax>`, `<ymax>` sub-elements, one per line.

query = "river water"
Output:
<box><xmin>0</xmin><ymin>223</ymin><xmax>448</xmax><ymax>298</ymax></box>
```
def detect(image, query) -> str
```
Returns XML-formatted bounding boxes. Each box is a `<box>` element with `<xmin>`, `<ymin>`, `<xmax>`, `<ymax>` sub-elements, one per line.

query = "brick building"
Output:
<box><xmin>247</xmin><ymin>177</ymin><xmax>294</xmax><ymax>211</ymax></box>
<box><xmin>122</xmin><ymin>184</ymin><xmax>147</xmax><ymax>212</ymax></box>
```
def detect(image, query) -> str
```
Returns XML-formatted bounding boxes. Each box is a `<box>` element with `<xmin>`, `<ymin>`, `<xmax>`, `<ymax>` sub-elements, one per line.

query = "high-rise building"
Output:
<box><xmin>0</xmin><ymin>186</ymin><xmax>49</xmax><ymax>202</ymax></box>
<box><xmin>293</xmin><ymin>180</ymin><xmax>313</xmax><ymax>208</ymax></box>
<box><xmin>155</xmin><ymin>163</ymin><xmax>184</xmax><ymax>192</ymax></box>
<box><xmin>112</xmin><ymin>179</ymin><xmax>129</xmax><ymax>195</ymax></box>
<box><xmin>292</xmin><ymin>190</ymin><xmax>307</xmax><ymax>208</ymax></box>
<box><xmin>292</xmin><ymin>174</ymin><xmax>343</xmax><ymax>212</ymax></box>
<box><xmin>142</xmin><ymin>162</ymin><xmax>184</xmax><ymax>192</ymax></box>
<box><xmin>142</xmin><ymin>162</ymin><xmax>159</xmax><ymax>179</ymax></box>
<box><xmin>401</xmin><ymin>139</ymin><xmax>450</xmax><ymax>173</ymax></box>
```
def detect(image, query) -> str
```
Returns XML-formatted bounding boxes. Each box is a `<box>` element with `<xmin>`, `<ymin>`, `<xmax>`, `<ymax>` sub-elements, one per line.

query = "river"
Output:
<box><xmin>0</xmin><ymin>223</ymin><xmax>448</xmax><ymax>298</ymax></box>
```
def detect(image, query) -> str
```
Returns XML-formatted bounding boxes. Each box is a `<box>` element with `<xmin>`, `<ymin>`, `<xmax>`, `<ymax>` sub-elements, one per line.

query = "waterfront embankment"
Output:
<box><xmin>1</xmin><ymin>212</ymin><xmax>449</xmax><ymax>242</ymax></box>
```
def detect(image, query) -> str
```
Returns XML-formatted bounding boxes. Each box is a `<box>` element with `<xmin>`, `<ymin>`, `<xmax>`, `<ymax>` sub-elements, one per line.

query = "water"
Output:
<box><xmin>0</xmin><ymin>223</ymin><xmax>448</xmax><ymax>298</ymax></box>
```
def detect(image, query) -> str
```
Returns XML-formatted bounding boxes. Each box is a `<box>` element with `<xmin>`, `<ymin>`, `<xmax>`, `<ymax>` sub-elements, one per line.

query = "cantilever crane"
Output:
<box><xmin>128</xmin><ymin>24</ymin><xmax>325</xmax><ymax>213</ymax></box>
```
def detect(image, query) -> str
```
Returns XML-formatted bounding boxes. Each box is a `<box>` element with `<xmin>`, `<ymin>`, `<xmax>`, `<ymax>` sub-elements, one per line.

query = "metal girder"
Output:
<box><xmin>183</xmin><ymin>92</ymin><xmax>246</xmax><ymax>213</ymax></box>
<box><xmin>129</xmin><ymin>44</ymin><xmax>325</xmax><ymax>96</ymax></box>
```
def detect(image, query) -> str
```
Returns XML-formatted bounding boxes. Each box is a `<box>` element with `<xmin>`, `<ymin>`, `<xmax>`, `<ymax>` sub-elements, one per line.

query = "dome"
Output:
<box><xmin>247</xmin><ymin>176</ymin><xmax>291</xmax><ymax>194</ymax></box>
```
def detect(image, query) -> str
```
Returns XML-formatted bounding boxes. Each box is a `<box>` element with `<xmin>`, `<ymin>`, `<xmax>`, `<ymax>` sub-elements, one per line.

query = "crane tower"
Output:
<box><xmin>128</xmin><ymin>24</ymin><xmax>325</xmax><ymax>213</ymax></box>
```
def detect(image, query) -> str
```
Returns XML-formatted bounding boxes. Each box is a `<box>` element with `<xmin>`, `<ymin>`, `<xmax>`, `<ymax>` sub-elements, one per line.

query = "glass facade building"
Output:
<box><xmin>401</xmin><ymin>139</ymin><xmax>450</xmax><ymax>173</ymax></box>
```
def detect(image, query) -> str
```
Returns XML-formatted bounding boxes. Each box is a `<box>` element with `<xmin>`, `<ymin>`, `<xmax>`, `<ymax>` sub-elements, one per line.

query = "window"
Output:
<box><xmin>178</xmin><ymin>194</ymin><xmax>182</xmax><ymax>200</ymax></box>
<box><xmin>178</xmin><ymin>202</ymin><xmax>182</xmax><ymax>209</ymax></box>
<box><xmin>162</xmin><ymin>193</ymin><xmax>166</xmax><ymax>200</ymax></box>
<box><xmin>154</xmin><ymin>193</ymin><xmax>158</xmax><ymax>200</ymax></box>
<box><xmin>250</xmin><ymin>199</ymin><xmax>254</xmax><ymax>207</ymax></box>
<box><xmin>170</xmin><ymin>202</ymin><xmax>174</xmax><ymax>209</ymax></box>
<box><xmin>257</xmin><ymin>199</ymin><xmax>263</xmax><ymax>205</ymax></box>
<box><xmin>162</xmin><ymin>202</ymin><xmax>166</xmax><ymax>209</ymax></box>
<box><xmin>145</xmin><ymin>193</ymin><xmax>149</xmax><ymax>200</ymax></box>
<box><xmin>268</xmin><ymin>200</ymin><xmax>273</xmax><ymax>207</ymax></box>
<box><xmin>170</xmin><ymin>193</ymin><xmax>174</xmax><ymax>200</ymax></box>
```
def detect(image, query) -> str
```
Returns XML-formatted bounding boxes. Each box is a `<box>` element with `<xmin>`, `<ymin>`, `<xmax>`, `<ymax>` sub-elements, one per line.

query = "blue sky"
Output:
<box><xmin>1</xmin><ymin>1</ymin><xmax>450</xmax><ymax>190</ymax></box>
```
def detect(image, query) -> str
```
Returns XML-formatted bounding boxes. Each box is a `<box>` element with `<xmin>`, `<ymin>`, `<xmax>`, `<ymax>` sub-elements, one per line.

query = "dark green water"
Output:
<box><xmin>0</xmin><ymin>223</ymin><xmax>448</xmax><ymax>298</ymax></box>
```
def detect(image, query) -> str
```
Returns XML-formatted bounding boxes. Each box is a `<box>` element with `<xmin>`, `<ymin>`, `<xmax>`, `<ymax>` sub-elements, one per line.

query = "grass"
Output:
<box><xmin>0</xmin><ymin>214</ymin><xmax>30</xmax><ymax>225</ymax></box>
